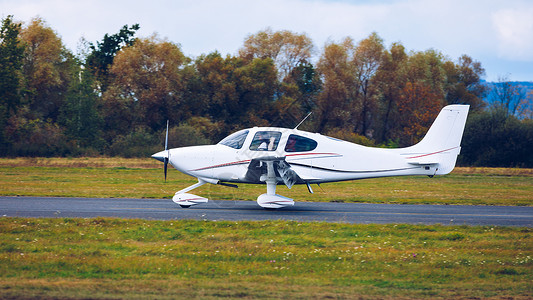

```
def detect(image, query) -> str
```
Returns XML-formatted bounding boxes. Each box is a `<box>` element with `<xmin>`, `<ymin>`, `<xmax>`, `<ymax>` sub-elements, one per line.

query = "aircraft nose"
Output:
<box><xmin>151</xmin><ymin>150</ymin><xmax>168</xmax><ymax>162</ymax></box>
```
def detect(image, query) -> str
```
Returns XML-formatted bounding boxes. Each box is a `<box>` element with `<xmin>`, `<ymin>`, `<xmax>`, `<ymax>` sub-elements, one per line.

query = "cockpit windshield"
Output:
<box><xmin>218</xmin><ymin>130</ymin><xmax>249</xmax><ymax>149</ymax></box>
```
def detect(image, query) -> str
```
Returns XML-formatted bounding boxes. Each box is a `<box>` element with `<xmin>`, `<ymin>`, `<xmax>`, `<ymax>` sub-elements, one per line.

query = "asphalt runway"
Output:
<box><xmin>1</xmin><ymin>196</ymin><xmax>532</xmax><ymax>226</ymax></box>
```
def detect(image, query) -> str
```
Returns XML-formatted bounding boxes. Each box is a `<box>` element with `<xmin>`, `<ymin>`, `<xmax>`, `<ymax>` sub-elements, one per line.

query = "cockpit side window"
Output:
<box><xmin>285</xmin><ymin>134</ymin><xmax>317</xmax><ymax>152</ymax></box>
<box><xmin>218</xmin><ymin>130</ymin><xmax>249</xmax><ymax>149</ymax></box>
<box><xmin>249</xmin><ymin>131</ymin><xmax>282</xmax><ymax>151</ymax></box>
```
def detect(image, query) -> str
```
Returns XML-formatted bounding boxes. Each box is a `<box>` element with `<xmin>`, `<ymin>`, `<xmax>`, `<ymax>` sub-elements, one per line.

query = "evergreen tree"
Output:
<box><xmin>86</xmin><ymin>24</ymin><xmax>140</xmax><ymax>92</ymax></box>
<box><xmin>0</xmin><ymin>15</ymin><xmax>25</xmax><ymax>155</ymax></box>
<box><xmin>61</xmin><ymin>69</ymin><xmax>104</xmax><ymax>153</ymax></box>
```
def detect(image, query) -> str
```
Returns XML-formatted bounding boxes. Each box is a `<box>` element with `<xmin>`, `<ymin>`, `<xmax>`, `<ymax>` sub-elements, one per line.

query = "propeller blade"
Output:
<box><xmin>164</xmin><ymin>120</ymin><xmax>169</xmax><ymax>182</ymax></box>
<box><xmin>165</xmin><ymin>120</ymin><xmax>169</xmax><ymax>151</ymax></box>
<box><xmin>164</xmin><ymin>157</ymin><xmax>168</xmax><ymax>181</ymax></box>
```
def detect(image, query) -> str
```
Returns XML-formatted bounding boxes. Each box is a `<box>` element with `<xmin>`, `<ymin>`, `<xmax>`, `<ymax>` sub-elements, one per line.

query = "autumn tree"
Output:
<box><xmin>192</xmin><ymin>52</ymin><xmax>241</xmax><ymax>126</ymax></box>
<box><xmin>373</xmin><ymin>42</ymin><xmax>408</xmax><ymax>143</ymax></box>
<box><xmin>235</xmin><ymin>56</ymin><xmax>279</xmax><ymax>126</ymax></box>
<box><xmin>394</xmin><ymin>50</ymin><xmax>447</xmax><ymax>146</ymax></box>
<box><xmin>5</xmin><ymin>105</ymin><xmax>73</xmax><ymax>156</ymax></box>
<box><xmin>238</xmin><ymin>28</ymin><xmax>316</xmax><ymax>127</ymax></box>
<box><xmin>397</xmin><ymin>81</ymin><xmax>442</xmax><ymax>145</ymax></box>
<box><xmin>239</xmin><ymin>28</ymin><xmax>313</xmax><ymax>81</ymax></box>
<box><xmin>315</xmin><ymin>33</ymin><xmax>385</xmax><ymax>137</ymax></box>
<box><xmin>444</xmin><ymin>54</ymin><xmax>487</xmax><ymax>111</ymax></box>
<box><xmin>20</xmin><ymin>17</ymin><xmax>77</xmax><ymax>121</ymax></box>
<box><xmin>102</xmin><ymin>35</ymin><xmax>188</xmax><ymax>138</ymax></box>
<box><xmin>351</xmin><ymin>32</ymin><xmax>385</xmax><ymax>136</ymax></box>
<box><xmin>2</xmin><ymin>17</ymin><xmax>78</xmax><ymax>156</ymax></box>
<box><xmin>316</xmin><ymin>38</ymin><xmax>356</xmax><ymax>132</ymax></box>
<box><xmin>192</xmin><ymin>52</ymin><xmax>278</xmax><ymax>131</ymax></box>
<box><xmin>403</xmin><ymin>49</ymin><xmax>446</xmax><ymax>97</ymax></box>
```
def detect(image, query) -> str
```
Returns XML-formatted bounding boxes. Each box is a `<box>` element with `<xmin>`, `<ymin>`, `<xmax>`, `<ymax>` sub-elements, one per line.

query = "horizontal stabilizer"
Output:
<box><xmin>404</xmin><ymin>146</ymin><xmax>461</xmax><ymax>172</ymax></box>
<box><xmin>405</xmin><ymin>154</ymin><xmax>441</xmax><ymax>165</ymax></box>
<box><xmin>406</xmin><ymin>160</ymin><xmax>439</xmax><ymax>165</ymax></box>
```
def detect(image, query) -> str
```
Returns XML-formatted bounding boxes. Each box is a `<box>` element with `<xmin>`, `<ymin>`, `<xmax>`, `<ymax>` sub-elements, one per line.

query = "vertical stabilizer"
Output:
<box><xmin>404</xmin><ymin>105</ymin><xmax>470</xmax><ymax>175</ymax></box>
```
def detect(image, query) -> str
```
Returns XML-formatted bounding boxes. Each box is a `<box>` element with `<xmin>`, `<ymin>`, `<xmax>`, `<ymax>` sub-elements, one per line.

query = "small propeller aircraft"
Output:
<box><xmin>152</xmin><ymin>105</ymin><xmax>469</xmax><ymax>209</ymax></box>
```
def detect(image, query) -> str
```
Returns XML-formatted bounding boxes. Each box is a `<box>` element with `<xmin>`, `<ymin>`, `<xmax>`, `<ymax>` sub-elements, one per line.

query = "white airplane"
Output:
<box><xmin>152</xmin><ymin>105</ymin><xmax>469</xmax><ymax>209</ymax></box>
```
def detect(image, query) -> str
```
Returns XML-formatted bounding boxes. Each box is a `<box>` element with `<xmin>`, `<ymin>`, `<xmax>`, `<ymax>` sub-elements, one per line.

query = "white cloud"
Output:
<box><xmin>492</xmin><ymin>7</ymin><xmax>533</xmax><ymax>61</ymax></box>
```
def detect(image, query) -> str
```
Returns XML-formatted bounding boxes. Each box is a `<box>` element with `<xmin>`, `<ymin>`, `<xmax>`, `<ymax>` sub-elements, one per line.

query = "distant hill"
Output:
<box><xmin>482</xmin><ymin>80</ymin><xmax>533</xmax><ymax>103</ymax></box>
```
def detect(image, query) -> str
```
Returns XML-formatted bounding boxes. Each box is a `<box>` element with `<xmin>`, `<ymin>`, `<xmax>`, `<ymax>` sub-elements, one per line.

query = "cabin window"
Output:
<box><xmin>249</xmin><ymin>131</ymin><xmax>282</xmax><ymax>151</ymax></box>
<box><xmin>218</xmin><ymin>130</ymin><xmax>249</xmax><ymax>149</ymax></box>
<box><xmin>285</xmin><ymin>134</ymin><xmax>317</xmax><ymax>152</ymax></box>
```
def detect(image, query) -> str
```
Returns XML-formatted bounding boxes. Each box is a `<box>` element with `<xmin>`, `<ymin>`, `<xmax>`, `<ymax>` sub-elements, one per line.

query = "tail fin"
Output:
<box><xmin>404</xmin><ymin>105</ymin><xmax>470</xmax><ymax>175</ymax></box>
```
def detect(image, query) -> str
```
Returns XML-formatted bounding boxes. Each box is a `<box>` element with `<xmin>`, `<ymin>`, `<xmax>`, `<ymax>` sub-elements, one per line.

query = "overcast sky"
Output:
<box><xmin>2</xmin><ymin>0</ymin><xmax>533</xmax><ymax>82</ymax></box>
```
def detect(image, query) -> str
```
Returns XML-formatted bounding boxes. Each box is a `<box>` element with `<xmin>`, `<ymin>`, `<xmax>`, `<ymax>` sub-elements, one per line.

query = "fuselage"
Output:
<box><xmin>160</xmin><ymin>127</ymin><xmax>441</xmax><ymax>184</ymax></box>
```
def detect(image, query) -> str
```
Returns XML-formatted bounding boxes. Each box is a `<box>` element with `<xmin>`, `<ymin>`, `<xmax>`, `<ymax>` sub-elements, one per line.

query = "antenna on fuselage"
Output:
<box><xmin>294</xmin><ymin>112</ymin><xmax>312</xmax><ymax>130</ymax></box>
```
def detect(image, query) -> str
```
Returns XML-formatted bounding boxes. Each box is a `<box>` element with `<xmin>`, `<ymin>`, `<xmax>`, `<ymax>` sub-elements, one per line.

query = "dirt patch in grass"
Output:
<box><xmin>0</xmin><ymin>157</ymin><xmax>160</xmax><ymax>169</ymax></box>
<box><xmin>453</xmin><ymin>167</ymin><xmax>533</xmax><ymax>177</ymax></box>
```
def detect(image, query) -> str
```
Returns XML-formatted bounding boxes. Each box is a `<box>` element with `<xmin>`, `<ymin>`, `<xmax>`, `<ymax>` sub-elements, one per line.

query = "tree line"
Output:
<box><xmin>0</xmin><ymin>16</ymin><xmax>531</xmax><ymax>167</ymax></box>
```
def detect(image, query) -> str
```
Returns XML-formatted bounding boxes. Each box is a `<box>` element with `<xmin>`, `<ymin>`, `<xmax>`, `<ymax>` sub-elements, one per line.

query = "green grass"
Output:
<box><xmin>1</xmin><ymin>157</ymin><xmax>532</xmax><ymax>205</ymax></box>
<box><xmin>0</xmin><ymin>218</ymin><xmax>532</xmax><ymax>299</ymax></box>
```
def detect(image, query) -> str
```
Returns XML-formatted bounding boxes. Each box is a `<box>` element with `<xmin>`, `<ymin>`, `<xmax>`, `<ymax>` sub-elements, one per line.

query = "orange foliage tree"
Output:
<box><xmin>397</xmin><ymin>81</ymin><xmax>442</xmax><ymax>145</ymax></box>
<box><xmin>102</xmin><ymin>35</ymin><xmax>189</xmax><ymax>137</ymax></box>
<box><xmin>239</xmin><ymin>27</ymin><xmax>313</xmax><ymax>81</ymax></box>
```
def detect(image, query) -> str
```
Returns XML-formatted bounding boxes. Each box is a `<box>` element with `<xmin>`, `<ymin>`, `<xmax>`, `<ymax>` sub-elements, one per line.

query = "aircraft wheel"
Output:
<box><xmin>179</xmin><ymin>205</ymin><xmax>191</xmax><ymax>208</ymax></box>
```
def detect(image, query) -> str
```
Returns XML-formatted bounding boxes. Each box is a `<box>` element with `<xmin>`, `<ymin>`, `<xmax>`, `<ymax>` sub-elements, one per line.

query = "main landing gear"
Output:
<box><xmin>172</xmin><ymin>161</ymin><xmax>295</xmax><ymax>209</ymax></box>
<box><xmin>256</xmin><ymin>161</ymin><xmax>294</xmax><ymax>209</ymax></box>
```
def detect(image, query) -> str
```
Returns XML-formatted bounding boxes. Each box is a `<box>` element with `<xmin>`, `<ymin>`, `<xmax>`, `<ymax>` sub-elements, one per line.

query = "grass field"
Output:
<box><xmin>1</xmin><ymin>157</ymin><xmax>532</xmax><ymax>206</ymax></box>
<box><xmin>1</xmin><ymin>218</ymin><xmax>532</xmax><ymax>299</ymax></box>
<box><xmin>0</xmin><ymin>157</ymin><xmax>532</xmax><ymax>299</ymax></box>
